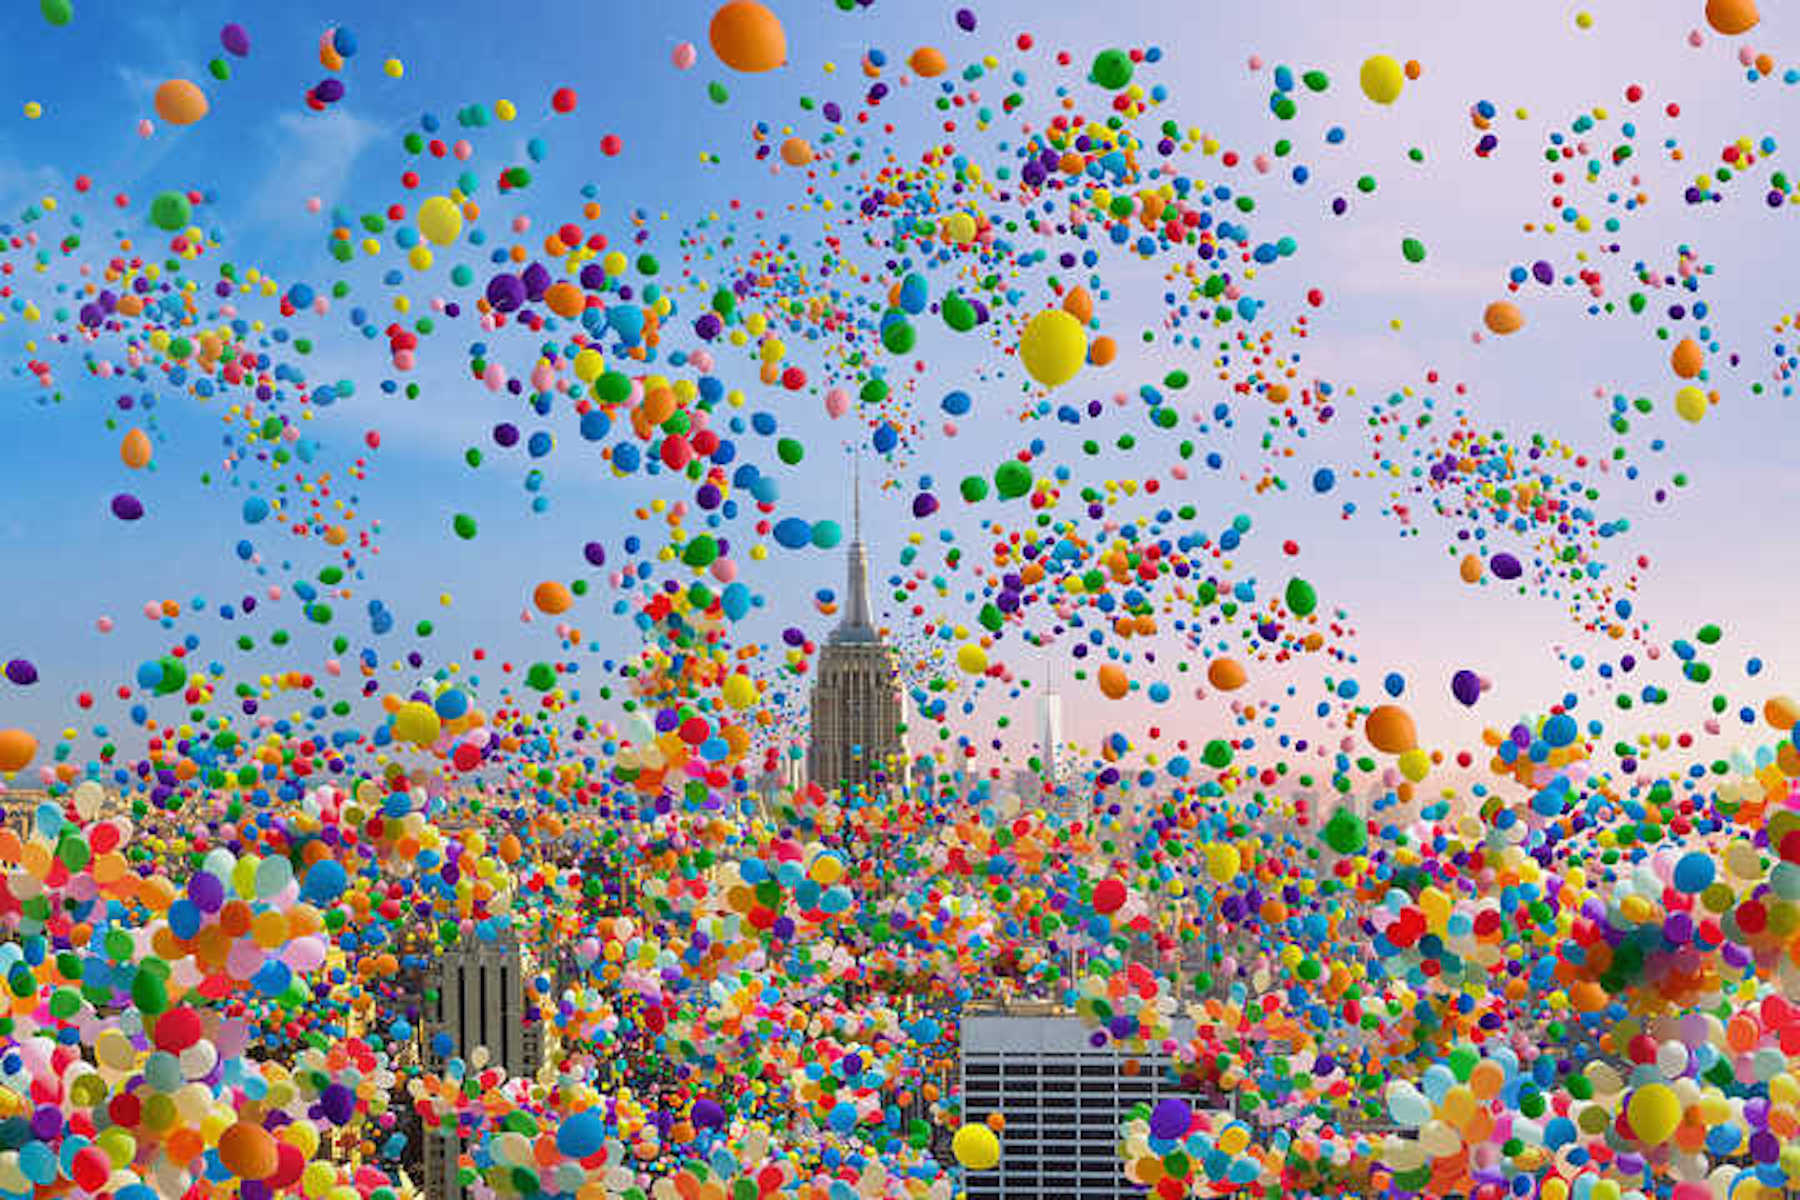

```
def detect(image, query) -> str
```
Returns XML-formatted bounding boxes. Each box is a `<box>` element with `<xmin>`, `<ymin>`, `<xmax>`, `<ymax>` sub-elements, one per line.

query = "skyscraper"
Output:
<box><xmin>807</xmin><ymin>463</ymin><xmax>909</xmax><ymax>793</ymax></box>
<box><xmin>418</xmin><ymin>927</ymin><xmax>544</xmax><ymax>1200</ymax></box>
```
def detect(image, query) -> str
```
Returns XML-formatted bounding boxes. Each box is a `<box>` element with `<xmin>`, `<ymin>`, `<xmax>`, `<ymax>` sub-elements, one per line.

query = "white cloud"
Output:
<box><xmin>247</xmin><ymin>110</ymin><xmax>383</xmax><ymax>226</ymax></box>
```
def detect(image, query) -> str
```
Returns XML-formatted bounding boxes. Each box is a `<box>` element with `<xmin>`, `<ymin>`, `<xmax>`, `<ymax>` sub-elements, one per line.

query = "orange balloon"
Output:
<box><xmin>709</xmin><ymin>1</ymin><xmax>787</xmax><ymax>73</ymax></box>
<box><xmin>543</xmin><ymin>282</ymin><xmax>584</xmax><ymax>319</ymax></box>
<box><xmin>154</xmin><ymin>79</ymin><xmax>209</xmax><ymax>126</ymax></box>
<box><xmin>1706</xmin><ymin>0</ymin><xmax>1759</xmax><ymax>34</ymax></box>
<box><xmin>0</xmin><ymin>729</ymin><xmax>36</xmax><ymax>773</ymax></box>
<box><xmin>1061</xmin><ymin>286</ymin><xmax>1094</xmax><ymax>325</ymax></box>
<box><xmin>1482</xmin><ymin>301</ymin><xmax>1524</xmax><ymax>335</ymax></box>
<box><xmin>1097</xmin><ymin>664</ymin><xmax>1130</xmax><ymax>700</ymax></box>
<box><xmin>909</xmin><ymin>47</ymin><xmax>948</xmax><ymax>77</ymax></box>
<box><xmin>1670</xmin><ymin>338</ymin><xmax>1704</xmax><ymax>379</ymax></box>
<box><xmin>217</xmin><ymin>1122</ymin><xmax>278</xmax><ymax>1180</ymax></box>
<box><xmin>533</xmin><ymin>581</ymin><xmax>573</xmax><ymax>615</ymax></box>
<box><xmin>1088</xmin><ymin>335</ymin><xmax>1117</xmax><ymax>366</ymax></box>
<box><xmin>780</xmin><ymin>137</ymin><xmax>814</xmax><ymax>166</ymax></box>
<box><xmin>1365</xmin><ymin>705</ymin><xmax>1418</xmax><ymax>754</ymax></box>
<box><xmin>1207</xmin><ymin>658</ymin><xmax>1247</xmax><ymax>691</ymax></box>
<box><xmin>1458</xmin><ymin>554</ymin><xmax>1483</xmax><ymax>583</ymax></box>
<box><xmin>120</xmin><ymin>428</ymin><xmax>152</xmax><ymax>469</ymax></box>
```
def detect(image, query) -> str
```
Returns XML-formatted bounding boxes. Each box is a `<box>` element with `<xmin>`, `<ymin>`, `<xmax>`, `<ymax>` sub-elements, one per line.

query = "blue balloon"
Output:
<box><xmin>242</xmin><ymin>496</ymin><xmax>270</xmax><ymax>524</ymax></box>
<box><xmin>557</xmin><ymin>1110</ymin><xmax>606</xmax><ymax>1158</ymax></box>
<box><xmin>1541</xmin><ymin>713</ymin><xmax>1578</xmax><ymax>748</ymax></box>
<box><xmin>773</xmin><ymin>518</ymin><xmax>812</xmax><ymax>549</ymax></box>
<box><xmin>1311</xmin><ymin>467</ymin><xmax>1336</xmax><ymax>493</ymax></box>
<box><xmin>1383</xmin><ymin>672</ymin><xmax>1405</xmax><ymax>698</ymax></box>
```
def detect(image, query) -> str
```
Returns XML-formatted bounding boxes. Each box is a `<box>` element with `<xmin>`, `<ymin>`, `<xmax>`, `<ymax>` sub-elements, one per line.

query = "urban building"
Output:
<box><xmin>807</xmin><ymin>466</ymin><xmax>909</xmax><ymax>794</ymax></box>
<box><xmin>419</xmin><ymin>927</ymin><xmax>544</xmax><ymax>1200</ymax></box>
<box><xmin>960</xmin><ymin>1008</ymin><xmax>1226</xmax><ymax>1200</ymax></box>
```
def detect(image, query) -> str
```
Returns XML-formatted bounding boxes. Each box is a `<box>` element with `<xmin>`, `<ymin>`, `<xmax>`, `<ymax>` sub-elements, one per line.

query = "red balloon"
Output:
<box><xmin>1093</xmin><ymin>878</ymin><xmax>1127</xmax><ymax>914</ymax></box>
<box><xmin>552</xmin><ymin>87</ymin><xmax>578</xmax><ymax>114</ymax></box>
<box><xmin>154</xmin><ymin>1006</ymin><xmax>204</xmax><ymax>1053</ymax></box>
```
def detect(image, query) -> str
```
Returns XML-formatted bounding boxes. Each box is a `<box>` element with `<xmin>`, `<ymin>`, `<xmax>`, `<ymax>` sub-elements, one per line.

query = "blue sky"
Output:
<box><xmin>3</xmin><ymin>0</ymin><xmax>1800</xmax><ymax>788</ymax></box>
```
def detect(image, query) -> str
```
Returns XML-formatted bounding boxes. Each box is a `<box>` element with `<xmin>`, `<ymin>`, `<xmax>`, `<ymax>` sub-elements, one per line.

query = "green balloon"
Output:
<box><xmin>1320</xmin><ymin>806</ymin><xmax>1366</xmax><ymax>855</ymax></box>
<box><xmin>525</xmin><ymin>662</ymin><xmax>557</xmax><ymax>691</ymax></box>
<box><xmin>1091</xmin><ymin>49</ymin><xmax>1133</xmax><ymax>90</ymax></box>
<box><xmin>149</xmin><ymin>191</ymin><xmax>192</xmax><ymax>233</ymax></box>
<box><xmin>130</xmin><ymin>965</ymin><xmax>169</xmax><ymax>1015</ymax></box>
<box><xmin>1201</xmin><ymin>739</ymin><xmax>1233</xmax><ymax>768</ymax></box>
<box><xmin>681</xmin><ymin>535</ymin><xmax>719</xmax><ymax>567</ymax></box>
<box><xmin>959</xmin><ymin>476</ymin><xmax>989</xmax><ymax>503</ymax></box>
<box><xmin>942</xmin><ymin>293</ymin><xmax>976</xmax><ymax>332</ymax></box>
<box><xmin>40</xmin><ymin>0</ymin><xmax>72</xmax><ymax>26</ymax></box>
<box><xmin>452</xmin><ymin>513</ymin><xmax>478</xmax><ymax>540</ymax></box>
<box><xmin>1285</xmin><ymin>577</ymin><xmax>1318</xmax><ymax>617</ymax></box>
<box><xmin>776</xmin><ymin>438</ymin><xmax>804</xmax><ymax>465</ymax></box>
<box><xmin>994</xmin><ymin>460</ymin><xmax>1032</xmax><ymax>499</ymax></box>
<box><xmin>1401</xmin><ymin>236</ymin><xmax>1427</xmax><ymax>264</ymax></box>
<box><xmin>881</xmin><ymin>317</ymin><xmax>916</xmax><ymax>354</ymax></box>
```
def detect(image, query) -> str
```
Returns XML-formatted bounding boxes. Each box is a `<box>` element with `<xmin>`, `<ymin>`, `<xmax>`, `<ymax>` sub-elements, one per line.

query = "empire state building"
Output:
<box><xmin>806</xmin><ymin>471</ymin><xmax>909</xmax><ymax>793</ymax></box>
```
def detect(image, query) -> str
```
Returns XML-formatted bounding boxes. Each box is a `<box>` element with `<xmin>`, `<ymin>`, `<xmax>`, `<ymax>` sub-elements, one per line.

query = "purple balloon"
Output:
<box><xmin>220</xmin><ymin>23</ymin><xmax>251</xmax><ymax>57</ymax></box>
<box><xmin>110</xmin><ymin>493</ymin><xmax>144</xmax><ymax>521</ymax></box>
<box><xmin>1451</xmin><ymin>669</ymin><xmax>1482</xmax><ymax>707</ymax></box>
<box><xmin>319</xmin><ymin>1083</ymin><xmax>356</xmax><ymax>1125</ymax></box>
<box><xmin>486</xmin><ymin>273</ymin><xmax>526</xmax><ymax>313</ymax></box>
<box><xmin>583</xmin><ymin>541</ymin><xmax>607</xmax><ymax>567</ymax></box>
<box><xmin>314</xmin><ymin>78</ymin><xmax>346</xmax><ymax>104</ymax></box>
<box><xmin>1489</xmin><ymin>552</ymin><xmax>1523</xmax><ymax>580</ymax></box>
<box><xmin>4</xmin><ymin>660</ymin><xmax>37</xmax><ymax>686</ymax></box>
<box><xmin>1148</xmin><ymin>1096</ymin><xmax>1191</xmax><ymax>1140</ymax></box>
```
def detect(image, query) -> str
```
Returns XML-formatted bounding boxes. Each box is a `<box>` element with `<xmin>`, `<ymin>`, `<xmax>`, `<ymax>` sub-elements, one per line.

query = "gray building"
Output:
<box><xmin>807</xmin><ymin>468</ymin><xmax>909</xmax><ymax>794</ymax></box>
<box><xmin>419</xmin><ymin>927</ymin><xmax>544</xmax><ymax>1200</ymax></box>
<box><xmin>959</xmin><ymin>1009</ymin><xmax>1225</xmax><ymax>1200</ymax></box>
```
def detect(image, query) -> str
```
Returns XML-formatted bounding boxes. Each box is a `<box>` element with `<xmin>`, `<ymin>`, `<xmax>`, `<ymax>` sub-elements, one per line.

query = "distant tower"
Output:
<box><xmin>420</xmin><ymin>927</ymin><xmax>543</xmax><ymax>1200</ymax></box>
<box><xmin>807</xmin><ymin>459</ymin><xmax>909</xmax><ymax>794</ymax></box>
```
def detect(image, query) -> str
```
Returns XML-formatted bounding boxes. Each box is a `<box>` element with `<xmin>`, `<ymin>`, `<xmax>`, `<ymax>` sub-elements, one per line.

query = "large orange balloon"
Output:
<box><xmin>217</xmin><ymin>1122</ymin><xmax>278</xmax><ymax>1180</ymax></box>
<box><xmin>0</xmin><ymin>729</ymin><xmax>36</xmax><ymax>773</ymax></box>
<box><xmin>1705</xmin><ymin>0</ymin><xmax>1759</xmax><ymax>35</ymax></box>
<box><xmin>120</xmin><ymin>428</ymin><xmax>152</xmax><ymax>469</ymax></box>
<box><xmin>1482</xmin><ymin>301</ymin><xmax>1523</xmax><ymax>335</ymax></box>
<box><xmin>909</xmin><ymin>47</ymin><xmax>948</xmax><ymax>78</ymax></box>
<box><xmin>542</xmin><ymin>282</ymin><xmax>585</xmax><ymax>319</ymax></box>
<box><xmin>533</xmin><ymin>581</ymin><xmax>573</xmax><ymax>615</ymax></box>
<box><xmin>154</xmin><ymin>79</ymin><xmax>209</xmax><ymax>126</ymax></box>
<box><xmin>780</xmin><ymin>137</ymin><xmax>814</xmax><ymax>166</ymax></box>
<box><xmin>1207</xmin><ymin>658</ymin><xmax>1247</xmax><ymax>691</ymax></box>
<box><xmin>709</xmin><ymin>2</ymin><xmax>787</xmax><ymax>73</ymax></box>
<box><xmin>1097</xmin><ymin>664</ymin><xmax>1130</xmax><ymax>700</ymax></box>
<box><xmin>1670</xmin><ymin>338</ymin><xmax>1704</xmax><ymax>379</ymax></box>
<box><xmin>1365</xmin><ymin>705</ymin><xmax>1418</xmax><ymax>754</ymax></box>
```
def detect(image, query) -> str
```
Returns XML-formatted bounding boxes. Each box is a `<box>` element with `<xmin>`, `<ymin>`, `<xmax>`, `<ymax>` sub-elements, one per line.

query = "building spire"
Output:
<box><xmin>836</xmin><ymin>451</ymin><xmax>876</xmax><ymax>640</ymax></box>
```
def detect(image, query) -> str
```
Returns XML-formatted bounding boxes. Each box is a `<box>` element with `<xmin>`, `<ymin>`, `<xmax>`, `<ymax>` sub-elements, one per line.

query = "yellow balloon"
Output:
<box><xmin>722</xmin><ymin>673</ymin><xmax>759</xmax><ymax>710</ymax></box>
<box><xmin>393</xmin><ymin>702</ymin><xmax>441</xmax><ymax>747</ymax></box>
<box><xmin>952</xmin><ymin>1124</ymin><xmax>1000</xmax><ymax>1170</ymax></box>
<box><xmin>956</xmin><ymin>643</ymin><xmax>989</xmax><ymax>675</ymax></box>
<box><xmin>1206</xmin><ymin>843</ymin><xmax>1241</xmax><ymax>884</ymax></box>
<box><xmin>1398</xmin><ymin>747</ymin><xmax>1431</xmax><ymax>783</ymax></box>
<box><xmin>1019</xmin><ymin>309</ymin><xmax>1088</xmax><ymax>389</ymax></box>
<box><xmin>418</xmin><ymin>196</ymin><xmax>463</xmax><ymax>247</ymax></box>
<box><xmin>1674</xmin><ymin>385</ymin><xmax>1708</xmax><ymax>423</ymax></box>
<box><xmin>1626</xmin><ymin>1083</ymin><xmax>1680</xmax><ymax>1146</ymax></box>
<box><xmin>1360</xmin><ymin>55</ymin><xmax>1404</xmax><ymax>104</ymax></box>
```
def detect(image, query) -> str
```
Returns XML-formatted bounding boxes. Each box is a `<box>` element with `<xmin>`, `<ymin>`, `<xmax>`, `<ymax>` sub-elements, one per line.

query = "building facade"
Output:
<box><xmin>419</xmin><ymin>928</ymin><xmax>543</xmax><ymax>1200</ymax></box>
<box><xmin>807</xmin><ymin>473</ymin><xmax>909</xmax><ymax>793</ymax></box>
<box><xmin>960</xmin><ymin>1011</ymin><xmax>1225</xmax><ymax>1200</ymax></box>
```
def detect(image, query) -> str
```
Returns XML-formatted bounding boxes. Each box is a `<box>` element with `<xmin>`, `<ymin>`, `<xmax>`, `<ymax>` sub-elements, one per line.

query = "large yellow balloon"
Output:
<box><xmin>418</xmin><ymin>196</ymin><xmax>463</xmax><ymax>246</ymax></box>
<box><xmin>1019</xmin><ymin>309</ymin><xmax>1088</xmax><ymax>388</ymax></box>
<box><xmin>956</xmin><ymin>643</ymin><xmax>988</xmax><ymax>675</ymax></box>
<box><xmin>709</xmin><ymin>1</ymin><xmax>787</xmax><ymax>73</ymax></box>
<box><xmin>1626</xmin><ymin>1083</ymin><xmax>1680</xmax><ymax>1146</ymax></box>
<box><xmin>1674</xmin><ymin>385</ymin><xmax>1708</xmax><ymax>423</ymax></box>
<box><xmin>952</xmin><ymin>1124</ymin><xmax>1000</xmax><ymax>1170</ymax></box>
<box><xmin>393</xmin><ymin>703</ymin><xmax>441</xmax><ymax>747</ymax></box>
<box><xmin>1206</xmin><ymin>842</ymin><xmax>1241</xmax><ymax>884</ymax></box>
<box><xmin>722</xmin><ymin>673</ymin><xmax>759</xmax><ymax>710</ymax></box>
<box><xmin>1359</xmin><ymin>55</ymin><xmax>1404</xmax><ymax>104</ymax></box>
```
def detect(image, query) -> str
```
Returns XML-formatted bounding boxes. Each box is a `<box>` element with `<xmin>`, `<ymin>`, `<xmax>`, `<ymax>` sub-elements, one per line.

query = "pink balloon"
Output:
<box><xmin>825</xmin><ymin>388</ymin><xmax>850</xmax><ymax>418</ymax></box>
<box><xmin>672</xmin><ymin>42</ymin><xmax>697</xmax><ymax>70</ymax></box>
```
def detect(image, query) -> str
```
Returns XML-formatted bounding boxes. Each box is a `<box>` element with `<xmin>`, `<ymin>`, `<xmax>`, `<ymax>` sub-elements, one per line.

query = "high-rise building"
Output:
<box><xmin>960</xmin><ymin>1009</ymin><xmax>1229</xmax><ymax>1200</ymax></box>
<box><xmin>419</xmin><ymin>927</ymin><xmax>543</xmax><ymax>1200</ymax></box>
<box><xmin>807</xmin><ymin>464</ymin><xmax>909</xmax><ymax>794</ymax></box>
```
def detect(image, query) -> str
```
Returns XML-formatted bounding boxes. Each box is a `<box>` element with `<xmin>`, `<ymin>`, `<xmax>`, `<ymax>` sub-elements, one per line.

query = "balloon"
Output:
<box><xmin>149</xmin><ymin>191</ymin><xmax>192</xmax><ymax>232</ymax></box>
<box><xmin>1627</xmin><ymin>1083</ymin><xmax>1680</xmax><ymax>1146</ymax></box>
<box><xmin>533</xmin><ymin>581</ymin><xmax>573</xmax><ymax>614</ymax></box>
<box><xmin>1019</xmin><ymin>309</ymin><xmax>1087</xmax><ymax>388</ymax></box>
<box><xmin>1705</xmin><ymin>0</ymin><xmax>1759</xmax><ymax>34</ymax></box>
<box><xmin>1091</xmin><ymin>49</ymin><xmax>1134</xmax><ymax>90</ymax></box>
<box><xmin>0</xmin><ymin>729</ymin><xmax>37</xmax><ymax>772</ymax></box>
<box><xmin>957</xmin><ymin>643</ymin><xmax>988</xmax><ymax>675</ymax></box>
<box><xmin>1206</xmin><ymin>843</ymin><xmax>1241</xmax><ymax>884</ymax></box>
<box><xmin>120</xmin><ymin>428</ymin><xmax>152</xmax><ymax>468</ymax></box>
<box><xmin>153</xmin><ymin>79</ymin><xmax>209</xmax><ymax>126</ymax></box>
<box><xmin>952</xmin><ymin>1124</ymin><xmax>1000</xmax><ymax>1170</ymax></box>
<box><xmin>672</xmin><ymin>42</ymin><xmax>698</xmax><ymax>70</ymax></box>
<box><xmin>709</xmin><ymin>1</ymin><xmax>787</xmax><ymax>73</ymax></box>
<box><xmin>393</xmin><ymin>702</ymin><xmax>441</xmax><ymax>747</ymax></box>
<box><xmin>1450</xmin><ymin>669</ymin><xmax>1482</xmax><ymax>706</ymax></box>
<box><xmin>909</xmin><ymin>47</ymin><xmax>947</xmax><ymax>77</ymax></box>
<box><xmin>780</xmin><ymin>137</ymin><xmax>814</xmax><ymax>166</ymax></box>
<box><xmin>1365</xmin><ymin>704</ymin><xmax>1417</xmax><ymax>753</ymax></box>
<box><xmin>1097</xmin><ymin>663</ymin><xmax>1129</xmax><ymax>699</ymax></box>
<box><xmin>1207</xmin><ymin>658</ymin><xmax>1247</xmax><ymax>691</ymax></box>
<box><xmin>1149</xmin><ymin>1097</ymin><xmax>1192</xmax><ymax>1139</ymax></box>
<box><xmin>1674</xmin><ymin>385</ymin><xmax>1708</xmax><ymax>422</ymax></box>
<box><xmin>418</xmin><ymin>195</ymin><xmax>463</xmax><ymax>245</ymax></box>
<box><xmin>556</xmin><ymin>1110</ymin><xmax>606</xmax><ymax>1158</ymax></box>
<box><xmin>1321</xmin><ymin>806</ymin><xmax>1367</xmax><ymax>855</ymax></box>
<box><xmin>1360</xmin><ymin>55</ymin><xmax>1404</xmax><ymax>104</ymax></box>
<box><xmin>218</xmin><ymin>1123</ymin><xmax>278</xmax><ymax>1179</ymax></box>
<box><xmin>1670</xmin><ymin>337</ymin><xmax>1704</xmax><ymax>379</ymax></box>
<box><xmin>40</xmin><ymin>0</ymin><xmax>72</xmax><ymax>27</ymax></box>
<box><xmin>220</xmin><ymin>23</ymin><xmax>251</xmax><ymax>57</ymax></box>
<box><xmin>1285</xmin><ymin>577</ymin><xmax>1318</xmax><ymax>617</ymax></box>
<box><xmin>1483</xmin><ymin>301</ymin><xmax>1524</xmax><ymax>334</ymax></box>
